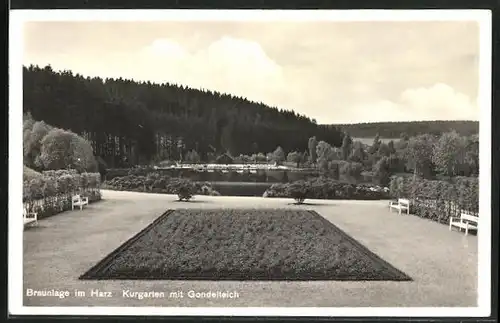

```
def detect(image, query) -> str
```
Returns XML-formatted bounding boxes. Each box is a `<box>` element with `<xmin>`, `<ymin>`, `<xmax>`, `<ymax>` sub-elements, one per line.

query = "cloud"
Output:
<box><xmin>343</xmin><ymin>83</ymin><xmax>478</xmax><ymax>124</ymax></box>
<box><xmin>139</xmin><ymin>36</ymin><xmax>287</xmax><ymax>105</ymax></box>
<box><xmin>400</xmin><ymin>83</ymin><xmax>478</xmax><ymax>119</ymax></box>
<box><xmin>22</xmin><ymin>21</ymin><xmax>480</xmax><ymax>123</ymax></box>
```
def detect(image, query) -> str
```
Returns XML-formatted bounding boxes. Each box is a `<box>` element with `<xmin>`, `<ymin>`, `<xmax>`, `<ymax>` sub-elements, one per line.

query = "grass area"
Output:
<box><xmin>80</xmin><ymin>208</ymin><xmax>411</xmax><ymax>281</ymax></box>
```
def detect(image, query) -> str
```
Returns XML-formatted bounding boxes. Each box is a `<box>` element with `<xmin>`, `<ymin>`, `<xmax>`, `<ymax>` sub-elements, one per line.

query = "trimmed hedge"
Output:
<box><xmin>389</xmin><ymin>175</ymin><xmax>479</xmax><ymax>224</ymax></box>
<box><xmin>102</xmin><ymin>173</ymin><xmax>220</xmax><ymax>197</ymax></box>
<box><xmin>263</xmin><ymin>177</ymin><xmax>390</xmax><ymax>200</ymax></box>
<box><xmin>23</xmin><ymin>170</ymin><xmax>102</xmax><ymax>219</ymax></box>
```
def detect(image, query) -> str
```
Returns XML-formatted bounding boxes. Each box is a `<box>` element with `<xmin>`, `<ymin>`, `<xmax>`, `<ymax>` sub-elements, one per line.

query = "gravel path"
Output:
<box><xmin>23</xmin><ymin>190</ymin><xmax>477</xmax><ymax>307</ymax></box>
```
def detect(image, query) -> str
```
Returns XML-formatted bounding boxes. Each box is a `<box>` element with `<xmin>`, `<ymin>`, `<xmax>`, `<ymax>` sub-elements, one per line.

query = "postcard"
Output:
<box><xmin>9</xmin><ymin>9</ymin><xmax>492</xmax><ymax>317</ymax></box>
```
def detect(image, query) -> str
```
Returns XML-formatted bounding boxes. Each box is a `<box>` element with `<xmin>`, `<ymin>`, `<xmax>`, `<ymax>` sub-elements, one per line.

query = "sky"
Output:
<box><xmin>23</xmin><ymin>20</ymin><xmax>480</xmax><ymax>124</ymax></box>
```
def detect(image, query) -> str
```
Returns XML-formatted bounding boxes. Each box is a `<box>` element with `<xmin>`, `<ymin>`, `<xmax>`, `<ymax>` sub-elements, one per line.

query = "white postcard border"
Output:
<box><xmin>9</xmin><ymin>9</ymin><xmax>492</xmax><ymax>317</ymax></box>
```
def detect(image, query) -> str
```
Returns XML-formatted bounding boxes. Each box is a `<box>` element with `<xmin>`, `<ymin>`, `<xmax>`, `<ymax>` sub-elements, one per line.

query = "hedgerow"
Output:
<box><xmin>388</xmin><ymin>175</ymin><xmax>479</xmax><ymax>224</ymax></box>
<box><xmin>264</xmin><ymin>177</ymin><xmax>390</xmax><ymax>200</ymax></box>
<box><xmin>102</xmin><ymin>173</ymin><xmax>220</xmax><ymax>197</ymax></box>
<box><xmin>23</xmin><ymin>171</ymin><xmax>102</xmax><ymax>219</ymax></box>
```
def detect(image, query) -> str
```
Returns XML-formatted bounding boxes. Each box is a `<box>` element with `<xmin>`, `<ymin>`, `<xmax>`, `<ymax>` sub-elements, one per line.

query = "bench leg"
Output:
<box><xmin>80</xmin><ymin>205</ymin><xmax>83</xmax><ymax>210</ymax></box>
<box><xmin>465</xmin><ymin>226</ymin><xmax>468</xmax><ymax>236</ymax></box>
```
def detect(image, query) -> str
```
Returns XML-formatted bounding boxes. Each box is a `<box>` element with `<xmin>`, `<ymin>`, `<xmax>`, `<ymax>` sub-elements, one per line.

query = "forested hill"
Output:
<box><xmin>334</xmin><ymin>120</ymin><xmax>479</xmax><ymax>138</ymax></box>
<box><xmin>23</xmin><ymin>65</ymin><xmax>343</xmax><ymax>167</ymax></box>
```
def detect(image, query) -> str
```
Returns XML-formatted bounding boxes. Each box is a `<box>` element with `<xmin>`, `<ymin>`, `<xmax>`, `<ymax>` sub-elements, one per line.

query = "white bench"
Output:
<box><xmin>449</xmin><ymin>212</ymin><xmax>478</xmax><ymax>235</ymax></box>
<box><xmin>23</xmin><ymin>208</ymin><xmax>38</xmax><ymax>227</ymax></box>
<box><xmin>389</xmin><ymin>198</ymin><xmax>410</xmax><ymax>215</ymax></box>
<box><xmin>72</xmin><ymin>195</ymin><xmax>89</xmax><ymax>210</ymax></box>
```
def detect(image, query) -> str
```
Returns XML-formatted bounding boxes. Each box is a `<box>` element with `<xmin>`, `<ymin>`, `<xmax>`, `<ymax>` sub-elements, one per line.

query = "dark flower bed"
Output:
<box><xmin>80</xmin><ymin>209</ymin><xmax>411</xmax><ymax>281</ymax></box>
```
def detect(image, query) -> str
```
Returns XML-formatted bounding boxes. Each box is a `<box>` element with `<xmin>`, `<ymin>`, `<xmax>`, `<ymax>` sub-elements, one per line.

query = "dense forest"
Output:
<box><xmin>334</xmin><ymin>121</ymin><xmax>479</xmax><ymax>138</ymax></box>
<box><xmin>23</xmin><ymin>65</ymin><xmax>344</xmax><ymax>168</ymax></box>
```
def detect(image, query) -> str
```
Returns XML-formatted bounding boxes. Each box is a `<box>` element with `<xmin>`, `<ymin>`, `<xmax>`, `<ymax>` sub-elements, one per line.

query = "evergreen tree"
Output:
<box><xmin>23</xmin><ymin>64</ymin><xmax>344</xmax><ymax>167</ymax></box>
<box><xmin>341</xmin><ymin>133</ymin><xmax>353</xmax><ymax>160</ymax></box>
<box><xmin>308</xmin><ymin>136</ymin><xmax>318</xmax><ymax>164</ymax></box>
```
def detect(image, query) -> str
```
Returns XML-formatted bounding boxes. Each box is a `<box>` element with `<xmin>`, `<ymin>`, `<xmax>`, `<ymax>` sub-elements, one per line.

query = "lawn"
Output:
<box><xmin>80</xmin><ymin>208</ymin><xmax>411</xmax><ymax>281</ymax></box>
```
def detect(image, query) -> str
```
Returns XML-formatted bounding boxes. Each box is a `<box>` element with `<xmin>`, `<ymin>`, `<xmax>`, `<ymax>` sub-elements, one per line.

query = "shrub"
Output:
<box><xmin>263</xmin><ymin>177</ymin><xmax>389</xmax><ymax>200</ymax></box>
<box><xmin>198</xmin><ymin>183</ymin><xmax>221</xmax><ymax>196</ymax></box>
<box><xmin>38</xmin><ymin>128</ymin><xmax>97</xmax><ymax>172</ymax></box>
<box><xmin>287</xmin><ymin>180</ymin><xmax>311</xmax><ymax>204</ymax></box>
<box><xmin>42</xmin><ymin>169</ymin><xmax>78</xmax><ymax>177</ymax></box>
<box><xmin>172</xmin><ymin>179</ymin><xmax>197</xmax><ymax>201</ymax></box>
<box><xmin>263</xmin><ymin>183</ymin><xmax>288</xmax><ymax>198</ymax></box>
<box><xmin>23</xmin><ymin>166</ymin><xmax>42</xmax><ymax>182</ymax></box>
<box><xmin>372</xmin><ymin>157</ymin><xmax>391</xmax><ymax>186</ymax></box>
<box><xmin>339</xmin><ymin>161</ymin><xmax>363</xmax><ymax>182</ymax></box>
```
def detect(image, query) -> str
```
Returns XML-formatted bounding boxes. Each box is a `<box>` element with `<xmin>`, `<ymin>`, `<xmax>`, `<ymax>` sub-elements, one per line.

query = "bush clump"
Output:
<box><xmin>286</xmin><ymin>180</ymin><xmax>311</xmax><ymax>204</ymax></box>
<box><xmin>23</xmin><ymin>166</ymin><xmax>43</xmax><ymax>182</ymax></box>
<box><xmin>264</xmin><ymin>177</ymin><xmax>390</xmax><ymax>201</ymax></box>
<box><xmin>172</xmin><ymin>178</ymin><xmax>197</xmax><ymax>201</ymax></box>
<box><xmin>102</xmin><ymin>174</ymin><xmax>220</xmax><ymax>197</ymax></box>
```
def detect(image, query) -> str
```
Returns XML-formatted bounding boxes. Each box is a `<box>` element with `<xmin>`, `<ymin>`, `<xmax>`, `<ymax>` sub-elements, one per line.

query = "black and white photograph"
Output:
<box><xmin>9</xmin><ymin>9</ymin><xmax>492</xmax><ymax>317</ymax></box>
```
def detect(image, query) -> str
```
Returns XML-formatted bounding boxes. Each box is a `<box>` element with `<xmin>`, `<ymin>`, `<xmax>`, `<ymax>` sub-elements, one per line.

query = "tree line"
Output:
<box><xmin>335</xmin><ymin>120</ymin><xmax>479</xmax><ymax>138</ymax></box>
<box><xmin>181</xmin><ymin>128</ymin><xmax>479</xmax><ymax>186</ymax></box>
<box><xmin>289</xmin><ymin>131</ymin><xmax>479</xmax><ymax>186</ymax></box>
<box><xmin>23</xmin><ymin>65</ymin><xmax>344</xmax><ymax>168</ymax></box>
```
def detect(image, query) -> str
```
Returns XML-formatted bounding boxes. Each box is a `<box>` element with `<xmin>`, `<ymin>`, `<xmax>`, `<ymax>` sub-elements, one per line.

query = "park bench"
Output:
<box><xmin>72</xmin><ymin>194</ymin><xmax>89</xmax><ymax>211</ymax></box>
<box><xmin>449</xmin><ymin>212</ymin><xmax>479</xmax><ymax>235</ymax></box>
<box><xmin>23</xmin><ymin>208</ymin><xmax>38</xmax><ymax>227</ymax></box>
<box><xmin>389</xmin><ymin>198</ymin><xmax>410</xmax><ymax>215</ymax></box>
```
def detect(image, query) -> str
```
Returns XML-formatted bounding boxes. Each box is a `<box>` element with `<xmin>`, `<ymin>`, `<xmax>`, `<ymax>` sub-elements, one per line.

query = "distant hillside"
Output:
<box><xmin>334</xmin><ymin>121</ymin><xmax>479</xmax><ymax>138</ymax></box>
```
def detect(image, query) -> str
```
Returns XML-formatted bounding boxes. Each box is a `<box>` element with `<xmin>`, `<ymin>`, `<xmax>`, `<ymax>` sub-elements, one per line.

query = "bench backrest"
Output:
<box><xmin>398</xmin><ymin>198</ymin><xmax>410</xmax><ymax>206</ymax></box>
<box><xmin>72</xmin><ymin>195</ymin><xmax>81</xmax><ymax>202</ymax></box>
<box><xmin>461</xmin><ymin>213</ymin><xmax>479</xmax><ymax>224</ymax></box>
